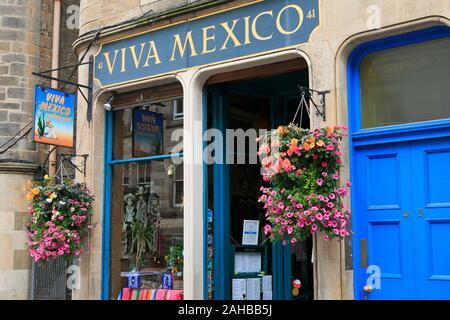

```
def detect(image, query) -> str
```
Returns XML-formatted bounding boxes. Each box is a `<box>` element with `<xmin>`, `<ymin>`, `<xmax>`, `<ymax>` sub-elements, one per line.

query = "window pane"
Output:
<box><xmin>360</xmin><ymin>37</ymin><xmax>450</xmax><ymax>128</ymax></box>
<box><xmin>174</xmin><ymin>181</ymin><xmax>184</xmax><ymax>206</ymax></box>
<box><xmin>174</xmin><ymin>164</ymin><xmax>183</xmax><ymax>181</ymax></box>
<box><xmin>113</xmin><ymin>99</ymin><xmax>183</xmax><ymax>160</ymax></box>
<box><xmin>109</xmin><ymin>159</ymin><xmax>184</xmax><ymax>299</ymax></box>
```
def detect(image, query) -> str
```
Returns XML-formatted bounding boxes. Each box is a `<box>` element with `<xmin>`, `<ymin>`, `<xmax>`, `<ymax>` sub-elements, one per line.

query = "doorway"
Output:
<box><xmin>348</xmin><ymin>27</ymin><xmax>450</xmax><ymax>300</ymax></box>
<box><xmin>354</xmin><ymin>137</ymin><xmax>450</xmax><ymax>299</ymax></box>
<box><xmin>205</xmin><ymin>66</ymin><xmax>314</xmax><ymax>300</ymax></box>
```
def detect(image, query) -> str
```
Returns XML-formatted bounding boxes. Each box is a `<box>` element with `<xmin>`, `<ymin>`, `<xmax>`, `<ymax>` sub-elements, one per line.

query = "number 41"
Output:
<box><xmin>307</xmin><ymin>9</ymin><xmax>316</xmax><ymax>19</ymax></box>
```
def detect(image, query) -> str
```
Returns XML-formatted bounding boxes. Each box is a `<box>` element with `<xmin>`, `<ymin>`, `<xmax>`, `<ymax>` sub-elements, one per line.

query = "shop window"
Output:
<box><xmin>113</xmin><ymin>99</ymin><xmax>183</xmax><ymax>160</ymax></box>
<box><xmin>173</xmin><ymin>99</ymin><xmax>184</xmax><ymax>120</ymax></box>
<box><xmin>360</xmin><ymin>37</ymin><xmax>450</xmax><ymax>128</ymax></box>
<box><xmin>173</xmin><ymin>164</ymin><xmax>183</xmax><ymax>208</ymax></box>
<box><xmin>109</xmin><ymin>95</ymin><xmax>184</xmax><ymax>300</ymax></box>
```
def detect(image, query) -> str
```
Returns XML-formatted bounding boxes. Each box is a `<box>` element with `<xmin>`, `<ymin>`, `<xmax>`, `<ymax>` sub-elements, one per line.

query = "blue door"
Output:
<box><xmin>410</xmin><ymin>138</ymin><xmax>450</xmax><ymax>299</ymax></box>
<box><xmin>354</xmin><ymin>138</ymin><xmax>450</xmax><ymax>299</ymax></box>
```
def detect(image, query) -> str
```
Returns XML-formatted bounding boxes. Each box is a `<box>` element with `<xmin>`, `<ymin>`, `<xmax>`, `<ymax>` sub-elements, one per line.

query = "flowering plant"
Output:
<box><xmin>25</xmin><ymin>176</ymin><xmax>95</xmax><ymax>263</ymax></box>
<box><xmin>257</xmin><ymin>125</ymin><xmax>351</xmax><ymax>244</ymax></box>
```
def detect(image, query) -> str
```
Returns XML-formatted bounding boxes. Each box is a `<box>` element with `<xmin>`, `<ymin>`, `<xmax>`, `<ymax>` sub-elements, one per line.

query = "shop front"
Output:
<box><xmin>72</xmin><ymin>0</ymin><xmax>450</xmax><ymax>300</ymax></box>
<box><xmin>94</xmin><ymin>0</ymin><xmax>320</xmax><ymax>300</ymax></box>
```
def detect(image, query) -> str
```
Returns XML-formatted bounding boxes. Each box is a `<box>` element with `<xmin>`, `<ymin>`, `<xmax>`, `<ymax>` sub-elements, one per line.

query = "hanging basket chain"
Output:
<box><xmin>291</xmin><ymin>89</ymin><xmax>311</xmax><ymax>126</ymax></box>
<box><xmin>292</xmin><ymin>86</ymin><xmax>330</xmax><ymax>123</ymax></box>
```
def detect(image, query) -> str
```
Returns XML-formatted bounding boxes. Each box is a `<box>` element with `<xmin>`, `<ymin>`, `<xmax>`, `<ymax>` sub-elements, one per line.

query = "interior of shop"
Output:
<box><xmin>206</xmin><ymin>60</ymin><xmax>314</xmax><ymax>300</ymax></box>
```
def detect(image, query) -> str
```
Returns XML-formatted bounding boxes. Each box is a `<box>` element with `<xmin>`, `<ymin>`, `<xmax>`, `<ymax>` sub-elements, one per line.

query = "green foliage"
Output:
<box><xmin>165</xmin><ymin>244</ymin><xmax>183</xmax><ymax>274</ymax></box>
<box><xmin>26</xmin><ymin>176</ymin><xmax>95</xmax><ymax>263</ymax></box>
<box><xmin>130</xmin><ymin>222</ymin><xmax>153</xmax><ymax>271</ymax></box>
<box><xmin>258</xmin><ymin>125</ymin><xmax>352</xmax><ymax>244</ymax></box>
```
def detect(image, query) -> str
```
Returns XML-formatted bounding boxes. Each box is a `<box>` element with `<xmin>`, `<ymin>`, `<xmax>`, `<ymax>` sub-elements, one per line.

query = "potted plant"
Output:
<box><xmin>165</xmin><ymin>244</ymin><xmax>183</xmax><ymax>289</ymax></box>
<box><xmin>130</xmin><ymin>222</ymin><xmax>154</xmax><ymax>271</ymax></box>
<box><xmin>257</xmin><ymin>125</ymin><xmax>352</xmax><ymax>245</ymax></box>
<box><xmin>25</xmin><ymin>175</ymin><xmax>95</xmax><ymax>263</ymax></box>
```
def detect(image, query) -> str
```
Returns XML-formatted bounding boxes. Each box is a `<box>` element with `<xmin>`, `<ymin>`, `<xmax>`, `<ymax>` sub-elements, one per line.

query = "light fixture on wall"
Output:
<box><xmin>103</xmin><ymin>91</ymin><xmax>117</xmax><ymax>111</ymax></box>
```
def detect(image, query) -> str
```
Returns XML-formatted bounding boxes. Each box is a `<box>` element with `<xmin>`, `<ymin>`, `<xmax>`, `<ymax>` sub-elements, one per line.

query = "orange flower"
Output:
<box><xmin>303</xmin><ymin>137</ymin><xmax>315</xmax><ymax>151</ymax></box>
<box><xmin>32</xmin><ymin>188</ymin><xmax>40</xmax><ymax>195</ymax></box>
<box><xmin>316</xmin><ymin>140</ymin><xmax>325</xmax><ymax>147</ymax></box>
<box><xmin>290</xmin><ymin>138</ymin><xmax>298</xmax><ymax>147</ymax></box>
<box><xmin>287</xmin><ymin>138</ymin><xmax>299</xmax><ymax>156</ymax></box>
<box><xmin>277</xmin><ymin>126</ymin><xmax>289</xmax><ymax>137</ymax></box>
<box><xmin>326</xmin><ymin>127</ymin><xmax>334</xmax><ymax>135</ymax></box>
<box><xmin>26</xmin><ymin>193</ymin><xmax>34</xmax><ymax>201</ymax></box>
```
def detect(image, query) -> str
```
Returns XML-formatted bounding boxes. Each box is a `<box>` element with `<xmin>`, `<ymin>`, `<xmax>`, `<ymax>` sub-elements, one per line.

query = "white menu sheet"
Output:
<box><xmin>262</xmin><ymin>275</ymin><xmax>273</xmax><ymax>300</ymax></box>
<box><xmin>246</xmin><ymin>278</ymin><xmax>261</xmax><ymax>300</ymax></box>
<box><xmin>262</xmin><ymin>291</ymin><xmax>273</xmax><ymax>300</ymax></box>
<box><xmin>234</xmin><ymin>252</ymin><xmax>262</xmax><ymax>273</ymax></box>
<box><xmin>232</xmin><ymin>278</ymin><xmax>247</xmax><ymax>300</ymax></box>
<box><xmin>262</xmin><ymin>275</ymin><xmax>272</xmax><ymax>292</ymax></box>
<box><xmin>242</xmin><ymin>220</ymin><xmax>259</xmax><ymax>245</ymax></box>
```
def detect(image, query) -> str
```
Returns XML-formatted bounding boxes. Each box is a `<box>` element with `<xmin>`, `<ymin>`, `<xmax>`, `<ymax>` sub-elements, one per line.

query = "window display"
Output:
<box><xmin>109</xmin><ymin>98</ymin><xmax>184</xmax><ymax>300</ymax></box>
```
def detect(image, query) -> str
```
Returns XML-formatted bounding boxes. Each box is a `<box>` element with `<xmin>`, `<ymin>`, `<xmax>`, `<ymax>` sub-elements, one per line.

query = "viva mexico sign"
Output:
<box><xmin>94</xmin><ymin>0</ymin><xmax>319</xmax><ymax>87</ymax></box>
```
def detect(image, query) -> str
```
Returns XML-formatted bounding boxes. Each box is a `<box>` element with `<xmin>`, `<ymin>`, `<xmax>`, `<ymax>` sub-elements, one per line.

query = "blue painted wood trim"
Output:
<box><xmin>202</xmin><ymin>86</ymin><xmax>208</xmax><ymax>300</ymax></box>
<box><xmin>101</xmin><ymin>110</ymin><xmax>113</xmax><ymax>300</ymax></box>
<box><xmin>352</xmin><ymin>119</ymin><xmax>450</xmax><ymax>147</ymax></box>
<box><xmin>212</xmin><ymin>86</ymin><xmax>231</xmax><ymax>300</ymax></box>
<box><xmin>283</xmin><ymin>244</ymin><xmax>292</xmax><ymax>299</ymax></box>
<box><xmin>272</xmin><ymin>242</ymin><xmax>283</xmax><ymax>300</ymax></box>
<box><xmin>347</xmin><ymin>26</ymin><xmax>450</xmax><ymax>300</ymax></box>
<box><xmin>109</xmin><ymin>153</ymin><xmax>183</xmax><ymax>165</ymax></box>
<box><xmin>101</xmin><ymin>112</ymin><xmax>184</xmax><ymax>300</ymax></box>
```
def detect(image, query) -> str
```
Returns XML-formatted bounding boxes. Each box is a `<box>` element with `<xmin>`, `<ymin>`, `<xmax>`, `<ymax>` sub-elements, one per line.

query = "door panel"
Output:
<box><xmin>410</xmin><ymin>139</ymin><xmax>450</xmax><ymax>299</ymax></box>
<box><xmin>355</xmin><ymin>143</ymin><xmax>416</xmax><ymax>299</ymax></box>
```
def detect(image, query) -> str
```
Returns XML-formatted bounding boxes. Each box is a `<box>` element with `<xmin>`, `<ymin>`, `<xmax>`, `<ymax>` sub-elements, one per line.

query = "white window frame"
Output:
<box><xmin>173</xmin><ymin>98</ymin><xmax>184</xmax><ymax>120</ymax></box>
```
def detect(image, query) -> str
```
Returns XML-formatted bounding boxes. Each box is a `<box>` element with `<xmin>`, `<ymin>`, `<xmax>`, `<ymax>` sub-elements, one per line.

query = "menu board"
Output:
<box><xmin>234</xmin><ymin>252</ymin><xmax>261</xmax><ymax>274</ymax></box>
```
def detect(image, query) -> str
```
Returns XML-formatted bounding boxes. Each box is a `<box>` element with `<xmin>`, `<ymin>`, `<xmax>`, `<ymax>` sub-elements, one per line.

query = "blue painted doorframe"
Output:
<box><xmin>210</xmin><ymin>85</ymin><xmax>231</xmax><ymax>300</ymax></box>
<box><xmin>348</xmin><ymin>26</ymin><xmax>450</xmax><ymax>300</ymax></box>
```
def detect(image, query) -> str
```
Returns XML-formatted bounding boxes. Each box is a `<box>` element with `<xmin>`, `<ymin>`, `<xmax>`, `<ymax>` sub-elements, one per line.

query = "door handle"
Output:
<box><xmin>418</xmin><ymin>208</ymin><xmax>423</xmax><ymax>218</ymax></box>
<box><xmin>363</xmin><ymin>285</ymin><xmax>373</xmax><ymax>300</ymax></box>
<box><xmin>403</xmin><ymin>210</ymin><xmax>409</xmax><ymax>218</ymax></box>
<box><xmin>363</xmin><ymin>285</ymin><xmax>373</xmax><ymax>294</ymax></box>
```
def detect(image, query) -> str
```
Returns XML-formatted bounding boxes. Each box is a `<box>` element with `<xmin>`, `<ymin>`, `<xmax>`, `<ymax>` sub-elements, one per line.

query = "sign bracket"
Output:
<box><xmin>32</xmin><ymin>29</ymin><xmax>101</xmax><ymax>123</ymax></box>
<box><xmin>31</xmin><ymin>62</ymin><xmax>93</xmax><ymax>102</ymax></box>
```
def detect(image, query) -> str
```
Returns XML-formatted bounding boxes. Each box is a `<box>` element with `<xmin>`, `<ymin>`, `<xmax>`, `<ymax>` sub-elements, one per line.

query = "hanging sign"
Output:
<box><xmin>94</xmin><ymin>0</ymin><xmax>319</xmax><ymax>87</ymax></box>
<box><xmin>133</xmin><ymin>110</ymin><xmax>164</xmax><ymax>157</ymax></box>
<box><xmin>33</xmin><ymin>86</ymin><xmax>75</xmax><ymax>148</ymax></box>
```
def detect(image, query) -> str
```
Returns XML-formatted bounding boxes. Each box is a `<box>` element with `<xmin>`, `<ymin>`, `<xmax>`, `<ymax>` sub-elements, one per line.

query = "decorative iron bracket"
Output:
<box><xmin>298</xmin><ymin>86</ymin><xmax>330</xmax><ymax>121</ymax></box>
<box><xmin>32</xmin><ymin>29</ymin><xmax>101</xmax><ymax>123</ymax></box>
<box><xmin>57</xmin><ymin>153</ymin><xmax>89</xmax><ymax>179</ymax></box>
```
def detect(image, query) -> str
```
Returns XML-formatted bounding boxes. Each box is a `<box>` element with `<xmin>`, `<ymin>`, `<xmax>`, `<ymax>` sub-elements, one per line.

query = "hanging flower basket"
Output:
<box><xmin>25</xmin><ymin>176</ymin><xmax>95</xmax><ymax>263</ymax></box>
<box><xmin>257</xmin><ymin>124</ymin><xmax>351</xmax><ymax>245</ymax></box>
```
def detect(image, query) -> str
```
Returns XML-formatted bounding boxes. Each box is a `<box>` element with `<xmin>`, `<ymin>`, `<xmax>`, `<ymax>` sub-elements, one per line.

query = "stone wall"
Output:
<box><xmin>79</xmin><ymin>0</ymin><xmax>205</xmax><ymax>35</ymax></box>
<box><xmin>0</xmin><ymin>1</ymin><xmax>42</xmax><ymax>163</ymax></box>
<box><xmin>0</xmin><ymin>0</ymin><xmax>80</xmax><ymax>300</ymax></box>
<box><xmin>0</xmin><ymin>163</ymin><xmax>38</xmax><ymax>299</ymax></box>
